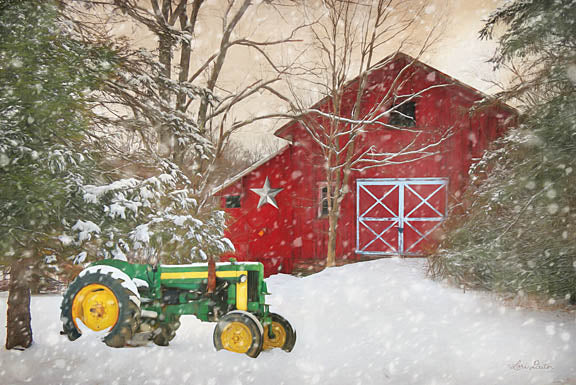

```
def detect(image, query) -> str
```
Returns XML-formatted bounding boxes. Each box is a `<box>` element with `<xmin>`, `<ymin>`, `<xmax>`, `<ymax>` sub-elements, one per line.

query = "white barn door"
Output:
<box><xmin>356</xmin><ymin>178</ymin><xmax>448</xmax><ymax>255</ymax></box>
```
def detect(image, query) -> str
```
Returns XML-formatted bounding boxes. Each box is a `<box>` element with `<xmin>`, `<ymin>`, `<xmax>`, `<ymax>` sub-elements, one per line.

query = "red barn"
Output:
<box><xmin>214</xmin><ymin>52</ymin><xmax>516</xmax><ymax>276</ymax></box>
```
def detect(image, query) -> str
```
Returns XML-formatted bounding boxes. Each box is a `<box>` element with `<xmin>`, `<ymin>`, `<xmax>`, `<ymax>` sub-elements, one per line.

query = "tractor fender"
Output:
<box><xmin>225</xmin><ymin>310</ymin><xmax>264</xmax><ymax>336</ymax></box>
<box><xmin>78</xmin><ymin>265</ymin><xmax>141</xmax><ymax>307</ymax></box>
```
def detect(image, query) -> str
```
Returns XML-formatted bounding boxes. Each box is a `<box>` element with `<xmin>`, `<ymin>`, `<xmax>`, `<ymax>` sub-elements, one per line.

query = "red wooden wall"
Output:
<box><xmin>215</xmin><ymin>53</ymin><xmax>516</xmax><ymax>276</ymax></box>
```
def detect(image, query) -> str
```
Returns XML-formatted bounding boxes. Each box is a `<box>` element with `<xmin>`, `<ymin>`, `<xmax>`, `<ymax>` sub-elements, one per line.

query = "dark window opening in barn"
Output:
<box><xmin>225</xmin><ymin>195</ymin><xmax>241</xmax><ymax>208</ymax></box>
<box><xmin>389</xmin><ymin>101</ymin><xmax>416</xmax><ymax>127</ymax></box>
<box><xmin>320</xmin><ymin>186</ymin><xmax>330</xmax><ymax>217</ymax></box>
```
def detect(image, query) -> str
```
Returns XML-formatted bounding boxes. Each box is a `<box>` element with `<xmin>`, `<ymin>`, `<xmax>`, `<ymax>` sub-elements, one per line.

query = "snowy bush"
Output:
<box><xmin>70</xmin><ymin>160</ymin><xmax>233</xmax><ymax>265</ymax></box>
<box><xmin>430</xmin><ymin>0</ymin><xmax>576</xmax><ymax>304</ymax></box>
<box><xmin>431</xmin><ymin>125</ymin><xmax>576</xmax><ymax>302</ymax></box>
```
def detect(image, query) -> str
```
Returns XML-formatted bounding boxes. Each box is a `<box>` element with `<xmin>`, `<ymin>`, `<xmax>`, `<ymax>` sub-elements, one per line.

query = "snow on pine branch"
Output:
<box><xmin>72</xmin><ymin>167</ymin><xmax>233</xmax><ymax>264</ymax></box>
<box><xmin>0</xmin><ymin>127</ymin><xmax>88</xmax><ymax>173</ymax></box>
<box><xmin>71</xmin><ymin>220</ymin><xmax>101</xmax><ymax>242</ymax></box>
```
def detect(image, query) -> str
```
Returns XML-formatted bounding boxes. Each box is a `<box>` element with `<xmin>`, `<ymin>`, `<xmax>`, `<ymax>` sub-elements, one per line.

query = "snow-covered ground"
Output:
<box><xmin>1</xmin><ymin>258</ymin><xmax>575</xmax><ymax>385</ymax></box>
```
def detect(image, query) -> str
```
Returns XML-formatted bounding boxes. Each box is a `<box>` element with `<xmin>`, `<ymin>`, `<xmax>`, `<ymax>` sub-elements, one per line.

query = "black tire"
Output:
<box><xmin>152</xmin><ymin>316</ymin><xmax>181</xmax><ymax>346</ymax></box>
<box><xmin>60</xmin><ymin>270</ymin><xmax>140</xmax><ymax>348</ymax></box>
<box><xmin>263</xmin><ymin>312</ymin><xmax>296</xmax><ymax>352</ymax></box>
<box><xmin>213</xmin><ymin>312</ymin><xmax>263</xmax><ymax>358</ymax></box>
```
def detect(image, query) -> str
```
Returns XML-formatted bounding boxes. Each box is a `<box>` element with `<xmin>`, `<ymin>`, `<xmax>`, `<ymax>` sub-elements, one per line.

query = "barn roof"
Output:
<box><xmin>213</xmin><ymin>51</ymin><xmax>517</xmax><ymax>196</ymax></box>
<box><xmin>211</xmin><ymin>144</ymin><xmax>290</xmax><ymax>195</ymax></box>
<box><xmin>273</xmin><ymin>51</ymin><xmax>517</xmax><ymax>140</ymax></box>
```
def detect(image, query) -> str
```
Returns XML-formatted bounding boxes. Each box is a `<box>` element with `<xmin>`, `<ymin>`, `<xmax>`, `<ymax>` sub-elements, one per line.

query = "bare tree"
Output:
<box><xmin>69</xmin><ymin>0</ymin><xmax>304</xmax><ymax>195</ymax></box>
<box><xmin>283</xmin><ymin>0</ymin><xmax>452</xmax><ymax>267</ymax></box>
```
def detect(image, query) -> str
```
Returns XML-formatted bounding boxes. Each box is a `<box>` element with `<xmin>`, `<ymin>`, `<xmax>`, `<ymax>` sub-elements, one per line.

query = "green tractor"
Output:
<box><xmin>60</xmin><ymin>258</ymin><xmax>296</xmax><ymax>358</ymax></box>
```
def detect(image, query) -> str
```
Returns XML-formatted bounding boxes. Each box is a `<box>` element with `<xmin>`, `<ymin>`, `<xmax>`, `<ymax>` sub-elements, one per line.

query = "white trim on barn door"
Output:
<box><xmin>356</xmin><ymin>178</ymin><xmax>448</xmax><ymax>256</ymax></box>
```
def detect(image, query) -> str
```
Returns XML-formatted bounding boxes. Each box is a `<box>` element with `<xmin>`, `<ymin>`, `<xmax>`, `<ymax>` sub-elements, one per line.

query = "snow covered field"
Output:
<box><xmin>1</xmin><ymin>258</ymin><xmax>575</xmax><ymax>385</ymax></box>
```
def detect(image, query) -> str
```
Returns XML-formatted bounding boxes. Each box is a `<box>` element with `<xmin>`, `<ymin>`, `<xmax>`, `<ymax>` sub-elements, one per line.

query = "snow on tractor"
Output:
<box><xmin>60</xmin><ymin>258</ymin><xmax>296</xmax><ymax>358</ymax></box>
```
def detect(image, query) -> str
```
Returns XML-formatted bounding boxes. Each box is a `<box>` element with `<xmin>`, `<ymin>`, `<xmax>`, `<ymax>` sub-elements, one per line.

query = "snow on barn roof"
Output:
<box><xmin>273</xmin><ymin>51</ymin><xmax>517</xmax><ymax>140</ymax></box>
<box><xmin>211</xmin><ymin>144</ymin><xmax>290</xmax><ymax>195</ymax></box>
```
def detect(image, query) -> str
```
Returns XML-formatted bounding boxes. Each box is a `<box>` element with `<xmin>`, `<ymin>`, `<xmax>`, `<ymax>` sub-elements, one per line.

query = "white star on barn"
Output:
<box><xmin>250</xmin><ymin>177</ymin><xmax>283</xmax><ymax>209</ymax></box>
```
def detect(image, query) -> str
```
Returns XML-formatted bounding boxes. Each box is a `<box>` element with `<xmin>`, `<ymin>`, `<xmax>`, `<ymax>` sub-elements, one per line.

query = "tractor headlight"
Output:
<box><xmin>238</xmin><ymin>274</ymin><xmax>247</xmax><ymax>283</ymax></box>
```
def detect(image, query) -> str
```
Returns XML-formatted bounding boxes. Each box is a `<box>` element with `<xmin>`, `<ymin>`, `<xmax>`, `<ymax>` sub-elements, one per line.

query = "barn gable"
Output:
<box><xmin>215</xmin><ymin>52</ymin><xmax>517</xmax><ymax>276</ymax></box>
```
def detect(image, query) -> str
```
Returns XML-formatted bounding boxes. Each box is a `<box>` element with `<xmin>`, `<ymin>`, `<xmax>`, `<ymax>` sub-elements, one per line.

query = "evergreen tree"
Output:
<box><xmin>0</xmin><ymin>0</ymin><xmax>116</xmax><ymax>349</ymax></box>
<box><xmin>431</xmin><ymin>0</ymin><xmax>576</xmax><ymax>303</ymax></box>
<box><xmin>71</xmin><ymin>159</ymin><xmax>233</xmax><ymax>266</ymax></box>
<box><xmin>0</xmin><ymin>0</ymin><xmax>235</xmax><ymax>349</ymax></box>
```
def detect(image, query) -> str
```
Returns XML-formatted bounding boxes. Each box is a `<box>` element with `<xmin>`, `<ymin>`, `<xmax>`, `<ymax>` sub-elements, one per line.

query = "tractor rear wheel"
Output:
<box><xmin>60</xmin><ymin>269</ymin><xmax>140</xmax><ymax>348</ymax></box>
<box><xmin>213</xmin><ymin>311</ymin><xmax>263</xmax><ymax>358</ymax></box>
<box><xmin>262</xmin><ymin>313</ymin><xmax>296</xmax><ymax>352</ymax></box>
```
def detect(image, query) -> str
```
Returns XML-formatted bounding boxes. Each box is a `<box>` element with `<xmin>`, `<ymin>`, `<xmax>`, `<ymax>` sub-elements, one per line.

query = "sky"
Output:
<box><xmin>109</xmin><ymin>0</ymin><xmax>507</xmax><ymax>151</ymax></box>
<box><xmin>424</xmin><ymin>0</ymin><xmax>505</xmax><ymax>91</ymax></box>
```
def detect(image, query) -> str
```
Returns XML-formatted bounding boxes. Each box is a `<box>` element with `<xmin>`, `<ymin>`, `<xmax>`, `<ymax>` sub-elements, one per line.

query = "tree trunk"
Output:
<box><xmin>326</xmin><ymin>210</ymin><xmax>338</xmax><ymax>267</ymax></box>
<box><xmin>5</xmin><ymin>259</ymin><xmax>33</xmax><ymax>350</ymax></box>
<box><xmin>157</xmin><ymin>0</ymin><xmax>174</xmax><ymax>160</ymax></box>
<box><xmin>176</xmin><ymin>0</ymin><xmax>203</xmax><ymax>112</ymax></box>
<box><xmin>174</xmin><ymin>36</ymin><xmax>191</xmax><ymax>166</ymax></box>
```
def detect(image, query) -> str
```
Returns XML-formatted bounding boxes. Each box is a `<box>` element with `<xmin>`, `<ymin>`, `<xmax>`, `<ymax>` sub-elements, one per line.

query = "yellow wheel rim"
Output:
<box><xmin>220</xmin><ymin>321</ymin><xmax>253</xmax><ymax>354</ymax></box>
<box><xmin>71</xmin><ymin>284</ymin><xmax>119</xmax><ymax>331</ymax></box>
<box><xmin>263</xmin><ymin>321</ymin><xmax>287</xmax><ymax>350</ymax></box>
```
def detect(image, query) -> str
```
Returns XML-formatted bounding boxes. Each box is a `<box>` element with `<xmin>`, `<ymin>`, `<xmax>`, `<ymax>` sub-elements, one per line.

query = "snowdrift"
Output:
<box><xmin>1</xmin><ymin>258</ymin><xmax>574</xmax><ymax>385</ymax></box>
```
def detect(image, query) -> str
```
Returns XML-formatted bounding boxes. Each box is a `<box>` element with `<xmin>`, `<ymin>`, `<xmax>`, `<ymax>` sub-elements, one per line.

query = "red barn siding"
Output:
<box><xmin>215</xmin><ymin>53</ymin><xmax>516</xmax><ymax>276</ymax></box>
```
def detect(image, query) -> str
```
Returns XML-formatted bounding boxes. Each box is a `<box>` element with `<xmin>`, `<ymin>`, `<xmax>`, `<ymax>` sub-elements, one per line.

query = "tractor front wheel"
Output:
<box><xmin>60</xmin><ymin>269</ymin><xmax>140</xmax><ymax>348</ymax></box>
<box><xmin>213</xmin><ymin>311</ymin><xmax>263</xmax><ymax>358</ymax></box>
<box><xmin>262</xmin><ymin>313</ymin><xmax>296</xmax><ymax>352</ymax></box>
